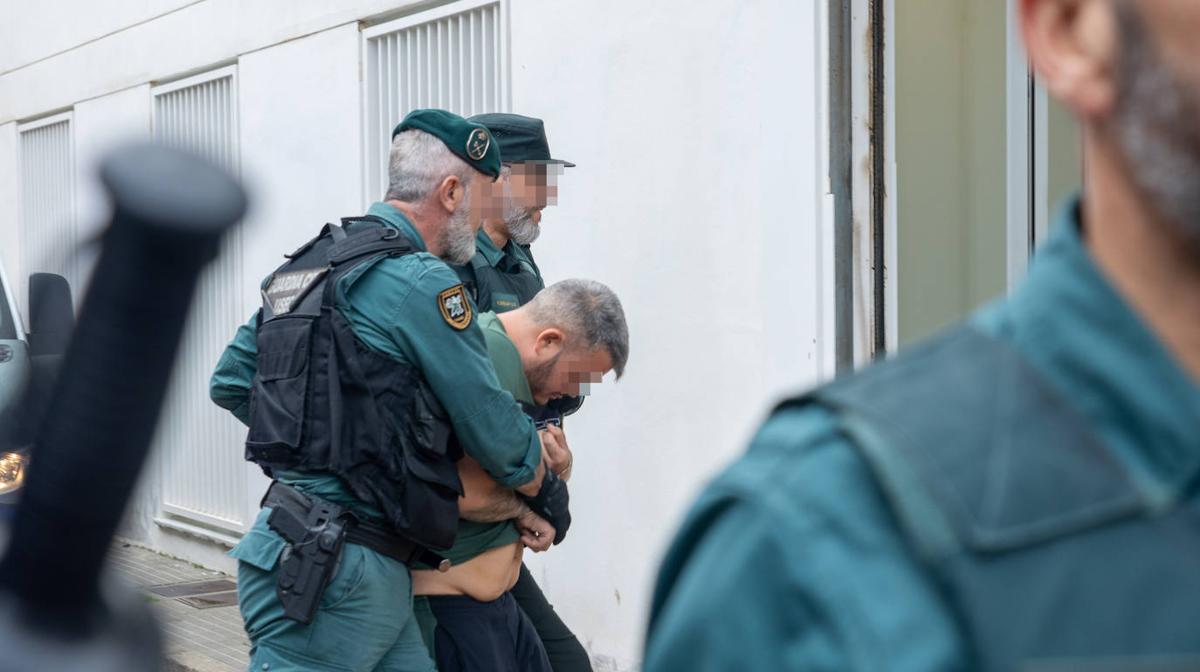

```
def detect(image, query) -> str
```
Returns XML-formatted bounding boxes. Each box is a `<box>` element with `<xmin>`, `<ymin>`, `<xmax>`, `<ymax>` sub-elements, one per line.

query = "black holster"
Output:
<box><xmin>264</xmin><ymin>483</ymin><xmax>349</xmax><ymax>624</ymax></box>
<box><xmin>262</xmin><ymin>481</ymin><xmax>450</xmax><ymax>624</ymax></box>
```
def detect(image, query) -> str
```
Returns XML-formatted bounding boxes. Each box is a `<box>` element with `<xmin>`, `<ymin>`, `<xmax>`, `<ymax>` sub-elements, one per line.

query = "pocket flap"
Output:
<box><xmin>257</xmin><ymin>318</ymin><xmax>312</xmax><ymax>381</ymax></box>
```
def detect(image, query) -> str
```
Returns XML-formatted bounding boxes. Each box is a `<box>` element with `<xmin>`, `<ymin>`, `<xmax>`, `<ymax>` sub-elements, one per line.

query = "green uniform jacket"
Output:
<box><xmin>210</xmin><ymin>203</ymin><xmax>542</xmax><ymax>511</ymax></box>
<box><xmin>453</xmin><ymin>229</ymin><xmax>544</xmax><ymax>313</ymax></box>
<box><xmin>434</xmin><ymin>310</ymin><xmax>532</xmax><ymax>567</ymax></box>
<box><xmin>644</xmin><ymin>197</ymin><xmax>1200</xmax><ymax>670</ymax></box>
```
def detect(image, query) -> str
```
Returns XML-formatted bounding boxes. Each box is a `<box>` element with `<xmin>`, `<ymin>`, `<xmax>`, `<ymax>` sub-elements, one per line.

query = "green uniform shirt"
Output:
<box><xmin>644</xmin><ymin>197</ymin><xmax>1200</xmax><ymax>670</ymax></box>
<box><xmin>211</xmin><ymin>203</ymin><xmax>542</xmax><ymax>565</ymax></box>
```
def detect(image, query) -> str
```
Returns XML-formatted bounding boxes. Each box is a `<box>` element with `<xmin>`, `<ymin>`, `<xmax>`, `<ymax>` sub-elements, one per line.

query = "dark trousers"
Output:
<box><xmin>510</xmin><ymin>563</ymin><xmax>593</xmax><ymax>672</ymax></box>
<box><xmin>428</xmin><ymin>592</ymin><xmax>551</xmax><ymax>672</ymax></box>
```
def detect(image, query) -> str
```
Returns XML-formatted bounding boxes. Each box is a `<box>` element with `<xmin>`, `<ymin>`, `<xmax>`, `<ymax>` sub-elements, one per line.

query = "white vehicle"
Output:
<box><xmin>0</xmin><ymin>262</ymin><xmax>30</xmax><ymax>504</ymax></box>
<box><xmin>0</xmin><ymin>263</ymin><xmax>73</xmax><ymax>508</ymax></box>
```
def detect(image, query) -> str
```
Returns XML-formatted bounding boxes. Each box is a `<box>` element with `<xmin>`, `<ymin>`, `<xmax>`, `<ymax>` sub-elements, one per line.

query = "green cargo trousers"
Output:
<box><xmin>232</xmin><ymin>509</ymin><xmax>436</xmax><ymax>672</ymax></box>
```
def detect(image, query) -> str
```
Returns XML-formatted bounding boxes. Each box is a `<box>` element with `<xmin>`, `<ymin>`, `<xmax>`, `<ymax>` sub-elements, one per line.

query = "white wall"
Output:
<box><xmin>0</xmin><ymin>1</ymin><xmax>197</xmax><ymax>74</ymax></box>
<box><xmin>135</xmin><ymin>21</ymin><xmax>370</xmax><ymax>575</ymax></box>
<box><xmin>0</xmin><ymin>2</ymin><xmax>832</xmax><ymax>669</ymax></box>
<box><xmin>68</xmin><ymin>86</ymin><xmax>159</xmax><ymax>542</ymax></box>
<box><xmin>508</xmin><ymin>2</ymin><xmax>828</xmax><ymax>668</ymax></box>
<box><xmin>73</xmin><ymin>85</ymin><xmax>154</xmax><ymax>293</ymax></box>
<box><xmin>237</xmin><ymin>23</ymin><xmax>365</xmax><ymax>299</ymax></box>
<box><xmin>0</xmin><ymin>0</ymin><xmax>443</xmax><ymax>124</ymax></box>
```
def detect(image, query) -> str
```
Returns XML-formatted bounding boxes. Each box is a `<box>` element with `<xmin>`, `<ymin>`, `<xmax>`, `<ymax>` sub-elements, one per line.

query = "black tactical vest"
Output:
<box><xmin>245</xmin><ymin>217</ymin><xmax>463</xmax><ymax>551</ymax></box>
<box><xmin>454</xmin><ymin>243</ymin><xmax>544</xmax><ymax>313</ymax></box>
<box><xmin>779</xmin><ymin>325</ymin><xmax>1200</xmax><ymax>671</ymax></box>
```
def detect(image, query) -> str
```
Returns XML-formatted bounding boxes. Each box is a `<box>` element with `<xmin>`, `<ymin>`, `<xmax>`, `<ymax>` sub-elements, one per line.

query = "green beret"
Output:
<box><xmin>392</xmin><ymin>109</ymin><xmax>501</xmax><ymax>179</ymax></box>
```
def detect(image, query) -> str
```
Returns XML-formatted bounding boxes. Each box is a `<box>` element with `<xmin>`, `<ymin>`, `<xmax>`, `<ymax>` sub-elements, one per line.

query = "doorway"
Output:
<box><xmin>887</xmin><ymin>0</ymin><xmax>1084</xmax><ymax>350</ymax></box>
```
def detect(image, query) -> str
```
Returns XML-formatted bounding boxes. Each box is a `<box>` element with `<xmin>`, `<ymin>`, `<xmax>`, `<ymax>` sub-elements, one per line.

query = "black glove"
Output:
<box><xmin>521</xmin><ymin>468</ymin><xmax>571</xmax><ymax>545</ymax></box>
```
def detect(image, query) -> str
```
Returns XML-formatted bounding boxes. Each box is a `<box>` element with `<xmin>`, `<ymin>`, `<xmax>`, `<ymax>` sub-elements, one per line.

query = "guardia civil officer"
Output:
<box><xmin>646</xmin><ymin>1</ymin><xmax>1200</xmax><ymax>669</ymax></box>
<box><xmin>452</xmin><ymin>113</ymin><xmax>593</xmax><ymax>672</ymax></box>
<box><xmin>454</xmin><ymin>113</ymin><xmax>572</xmax><ymax>312</ymax></box>
<box><xmin>210</xmin><ymin>109</ymin><xmax>560</xmax><ymax>671</ymax></box>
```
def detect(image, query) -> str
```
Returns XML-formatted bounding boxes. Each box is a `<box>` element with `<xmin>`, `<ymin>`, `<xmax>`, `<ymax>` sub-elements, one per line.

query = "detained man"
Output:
<box><xmin>412</xmin><ymin>279</ymin><xmax>630</xmax><ymax>672</ymax></box>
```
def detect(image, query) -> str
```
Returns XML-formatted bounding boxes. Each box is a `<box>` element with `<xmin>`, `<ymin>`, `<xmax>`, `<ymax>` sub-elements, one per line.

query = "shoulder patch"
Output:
<box><xmin>438</xmin><ymin>284</ymin><xmax>473</xmax><ymax>330</ymax></box>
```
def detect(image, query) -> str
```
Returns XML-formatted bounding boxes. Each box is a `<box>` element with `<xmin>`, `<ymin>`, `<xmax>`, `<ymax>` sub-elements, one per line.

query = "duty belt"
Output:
<box><xmin>261</xmin><ymin>481</ymin><xmax>450</xmax><ymax>571</ymax></box>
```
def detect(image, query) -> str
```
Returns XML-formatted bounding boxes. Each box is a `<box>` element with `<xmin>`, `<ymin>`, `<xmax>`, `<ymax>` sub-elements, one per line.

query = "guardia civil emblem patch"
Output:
<box><xmin>466</xmin><ymin>128</ymin><xmax>491</xmax><ymax>161</ymax></box>
<box><xmin>438</xmin><ymin>284</ymin><xmax>473</xmax><ymax>330</ymax></box>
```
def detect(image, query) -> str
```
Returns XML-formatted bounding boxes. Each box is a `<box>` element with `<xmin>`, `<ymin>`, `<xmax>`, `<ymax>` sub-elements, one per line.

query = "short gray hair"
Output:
<box><xmin>527</xmin><ymin>279</ymin><xmax>630</xmax><ymax>378</ymax></box>
<box><xmin>385</xmin><ymin>129</ymin><xmax>475</xmax><ymax>202</ymax></box>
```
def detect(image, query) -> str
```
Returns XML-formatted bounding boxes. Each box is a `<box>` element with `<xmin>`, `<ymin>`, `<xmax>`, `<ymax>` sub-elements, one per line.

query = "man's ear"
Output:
<box><xmin>1021</xmin><ymin>0</ymin><xmax>1121</xmax><ymax>121</ymax></box>
<box><xmin>436</xmin><ymin>175</ymin><xmax>463</xmax><ymax>215</ymax></box>
<box><xmin>534</xmin><ymin>328</ymin><xmax>565</xmax><ymax>358</ymax></box>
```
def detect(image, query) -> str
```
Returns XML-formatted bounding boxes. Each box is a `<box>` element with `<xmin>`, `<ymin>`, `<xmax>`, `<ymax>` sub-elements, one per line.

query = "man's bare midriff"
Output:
<box><xmin>412</xmin><ymin>541</ymin><xmax>524</xmax><ymax>603</ymax></box>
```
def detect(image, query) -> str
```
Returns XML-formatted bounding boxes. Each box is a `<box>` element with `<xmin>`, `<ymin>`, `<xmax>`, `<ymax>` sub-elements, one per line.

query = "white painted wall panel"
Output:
<box><xmin>152</xmin><ymin>70</ymin><xmax>248</xmax><ymax>534</ymax></box>
<box><xmin>71</xmin><ymin>86</ymin><xmax>159</xmax><ymax>539</ymax></box>
<box><xmin>0</xmin><ymin>0</ymin><xmax>437</xmax><ymax>124</ymax></box>
<box><xmin>18</xmin><ymin>116</ymin><xmax>77</xmax><ymax>310</ymax></box>
<box><xmin>364</xmin><ymin>1</ymin><xmax>505</xmax><ymax>204</ymax></box>
<box><xmin>0</xmin><ymin>0</ymin><xmax>197</xmax><ymax>74</ymax></box>
<box><xmin>72</xmin><ymin>85</ymin><xmax>154</xmax><ymax>302</ymax></box>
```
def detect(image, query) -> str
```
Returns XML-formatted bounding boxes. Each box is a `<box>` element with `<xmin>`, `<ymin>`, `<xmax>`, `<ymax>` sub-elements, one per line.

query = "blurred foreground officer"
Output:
<box><xmin>456</xmin><ymin>113</ymin><xmax>594</xmax><ymax>672</ymax></box>
<box><xmin>645</xmin><ymin>1</ymin><xmax>1200</xmax><ymax>670</ymax></box>
<box><xmin>210</xmin><ymin>109</ymin><xmax>549</xmax><ymax>672</ymax></box>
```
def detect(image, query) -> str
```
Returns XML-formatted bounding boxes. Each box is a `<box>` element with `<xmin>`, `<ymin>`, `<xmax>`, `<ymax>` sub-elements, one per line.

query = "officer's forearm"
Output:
<box><xmin>209</xmin><ymin>314</ymin><xmax>259</xmax><ymax>424</ymax></box>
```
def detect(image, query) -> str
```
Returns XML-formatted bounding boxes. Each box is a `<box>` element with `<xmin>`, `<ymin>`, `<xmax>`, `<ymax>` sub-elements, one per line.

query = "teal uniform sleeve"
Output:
<box><xmin>644</xmin><ymin>405</ymin><xmax>966</xmax><ymax>671</ymax></box>
<box><xmin>339</xmin><ymin>254</ymin><xmax>541</xmax><ymax>489</ymax></box>
<box><xmin>210</xmin><ymin>311</ymin><xmax>259</xmax><ymax>426</ymax></box>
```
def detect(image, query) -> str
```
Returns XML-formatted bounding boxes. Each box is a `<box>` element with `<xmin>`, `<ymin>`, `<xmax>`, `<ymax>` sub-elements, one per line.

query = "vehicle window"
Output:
<box><xmin>0</xmin><ymin>277</ymin><xmax>16</xmax><ymax>340</ymax></box>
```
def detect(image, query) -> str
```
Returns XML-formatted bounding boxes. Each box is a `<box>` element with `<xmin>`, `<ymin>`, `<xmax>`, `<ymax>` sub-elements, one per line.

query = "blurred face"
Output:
<box><xmin>499</xmin><ymin>163</ymin><xmax>562</xmax><ymax>246</ymax></box>
<box><xmin>1111</xmin><ymin>0</ymin><xmax>1200</xmax><ymax>245</ymax></box>
<box><xmin>522</xmin><ymin>331</ymin><xmax>612</xmax><ymax>405</ymax></box>
<box><xmin>441</xmin><ymin>172</ymin><xmax>501</xmax><ymax>264</ymax></box>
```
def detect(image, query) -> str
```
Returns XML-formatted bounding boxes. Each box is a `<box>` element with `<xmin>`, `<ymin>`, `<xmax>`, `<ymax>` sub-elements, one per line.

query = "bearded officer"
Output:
<box><xmin>453</xmin><ymin>113</ymin><xmax>571</xmax><ymax>313</ymax></box>
<box><xmin>210</xmin><ymin>109</ymin><xmax>558</xmax><ymax>671</ymax></box>
<box><xmin>646</xmin><ymin>0</ymin><xmax>1200</xmax><ymax>669</ymax></box>
<box><xmin>451</xmin><ymin>113</ymin><xmax>592</xmax><ymax>672</ymax></box>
